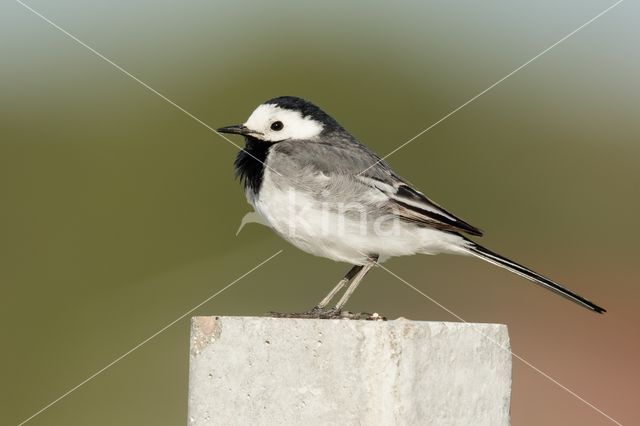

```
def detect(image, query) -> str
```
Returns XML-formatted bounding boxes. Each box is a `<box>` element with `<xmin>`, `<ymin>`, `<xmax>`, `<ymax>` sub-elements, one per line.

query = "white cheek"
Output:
<box><xmin>243</xmin><ymin>104</ymin><xmax>324</xmax><ymax>141</ymax></box>
<box><xmin>273</xmin><ymin>117</ymin><xmax>323</xmax><ymax>141</ymax></box>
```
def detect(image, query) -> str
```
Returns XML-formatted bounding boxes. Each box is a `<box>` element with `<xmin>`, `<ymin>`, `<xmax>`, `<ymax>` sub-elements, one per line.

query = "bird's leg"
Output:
<box><xmin>268</xmin><ymin>258</ymin><xmax>384</xmax><ymax>320</ymax></box>
<box><xmin>312</xmin><ymin>265</ymin><xmax>363</xmax><ymax>312</ymax></box>
<box><xmin>334</xmin><ymin>256</ymin><xmax>378</xmax><ymax>311</ymax></box>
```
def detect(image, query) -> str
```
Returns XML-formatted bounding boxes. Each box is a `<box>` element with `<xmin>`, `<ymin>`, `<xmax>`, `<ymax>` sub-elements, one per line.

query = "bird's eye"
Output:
<box><xmin>270</xmin><ymin>121</ymin><xmax>284</xmax><ymax>131</ymax></box>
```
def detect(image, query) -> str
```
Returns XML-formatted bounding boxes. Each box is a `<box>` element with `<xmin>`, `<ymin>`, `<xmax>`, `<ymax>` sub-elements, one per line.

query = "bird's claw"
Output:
<box><xmin>267</xmin><ymin>308</ymin><xmax>385</xmax><ymax>321</ymax></box>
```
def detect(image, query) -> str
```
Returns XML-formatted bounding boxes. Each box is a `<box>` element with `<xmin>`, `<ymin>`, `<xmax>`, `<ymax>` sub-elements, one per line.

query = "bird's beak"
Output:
<box><xmin>217</xmin><ymin>124</ymin><xmax>261</xmax><ymax>137</ymax></box>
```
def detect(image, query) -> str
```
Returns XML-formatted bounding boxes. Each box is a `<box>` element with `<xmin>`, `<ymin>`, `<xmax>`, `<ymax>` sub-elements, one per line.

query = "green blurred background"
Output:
<box><xmin>2</xmin><ymin>0</ymin><xmax>638</xmax><ymax>424</ymax></box>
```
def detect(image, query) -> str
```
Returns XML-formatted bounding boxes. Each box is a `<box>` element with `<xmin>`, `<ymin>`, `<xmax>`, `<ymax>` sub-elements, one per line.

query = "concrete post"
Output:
<box><xmin>188</xmin><ymin>316</ymin><xmax>511</xmax><ymax>425</ymax></box>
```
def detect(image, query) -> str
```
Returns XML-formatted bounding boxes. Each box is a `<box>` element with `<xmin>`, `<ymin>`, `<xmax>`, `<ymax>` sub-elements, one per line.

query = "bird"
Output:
<box><xmin>218</xmin><ymin>96</ymin><xmax>605</xmax><ymax>317</ymax></box>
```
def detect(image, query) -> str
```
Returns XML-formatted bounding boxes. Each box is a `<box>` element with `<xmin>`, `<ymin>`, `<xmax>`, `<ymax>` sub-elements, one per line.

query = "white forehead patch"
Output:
<box><xmin>244</xmin><ymin>104</ymin><xmax>324</xmax><ymax>142</ymax></box>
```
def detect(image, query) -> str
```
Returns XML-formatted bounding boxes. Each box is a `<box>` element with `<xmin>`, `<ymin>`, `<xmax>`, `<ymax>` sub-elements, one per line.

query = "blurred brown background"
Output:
<box><xmin>2</xmin><ymin>0</ymin><xmax>638</xmax><ymax>424</ymax></box>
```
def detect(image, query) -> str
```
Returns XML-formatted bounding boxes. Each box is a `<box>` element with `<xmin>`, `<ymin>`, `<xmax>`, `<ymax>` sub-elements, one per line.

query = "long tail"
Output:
<box><xmin>464</xmin><ymin>241</ymin><xmax>606</xmax><ymax>314</ymax></box>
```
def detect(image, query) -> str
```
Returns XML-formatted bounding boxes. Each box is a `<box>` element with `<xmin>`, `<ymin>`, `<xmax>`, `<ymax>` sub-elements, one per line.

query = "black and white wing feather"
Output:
<box><xmin>357</xmin><ymin>174</ymin><xmax>483</xmax><ymax>236</ymax></box>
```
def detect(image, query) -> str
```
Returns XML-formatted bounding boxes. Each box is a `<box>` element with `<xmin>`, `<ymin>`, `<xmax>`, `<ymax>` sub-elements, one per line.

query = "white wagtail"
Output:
<box><xmin>218</xmin><ymin>96</ymin><xmax>605</xmax><ymax>317</ymax></box>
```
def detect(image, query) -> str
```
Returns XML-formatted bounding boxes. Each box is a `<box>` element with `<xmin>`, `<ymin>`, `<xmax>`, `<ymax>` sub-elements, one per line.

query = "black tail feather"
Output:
<box><xmin>466</xmin><ymin>242</ymin><xmax>606</xmax><ymax>314</ymax></box>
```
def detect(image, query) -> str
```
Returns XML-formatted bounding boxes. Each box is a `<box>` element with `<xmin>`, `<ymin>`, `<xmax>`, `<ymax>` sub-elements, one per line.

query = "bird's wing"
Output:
<box><xmin>274</xmin><ymin>138</ymin><xmax>483</xmax><ymax>237</ymax></box>
<box><xmin>356</xmin><ymin>173</ymin><xmax>483</xmax><ymax>236</ymax></box>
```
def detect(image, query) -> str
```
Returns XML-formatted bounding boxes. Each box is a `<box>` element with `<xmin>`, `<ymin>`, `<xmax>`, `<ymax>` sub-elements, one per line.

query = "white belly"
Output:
<box><xmin>252</xmin><ymin>173</ymin><xmax>467</xmax><ymax>265</ymax></box>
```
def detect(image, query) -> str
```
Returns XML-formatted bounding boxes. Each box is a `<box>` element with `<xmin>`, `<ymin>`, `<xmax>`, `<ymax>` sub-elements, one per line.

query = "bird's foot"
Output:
<box><xmin>267</xmin><ymin>307</ymin><xmax>386</xmax><ymax>321</ymax></box>
<box><xmin>267</xmin><ymin>307</ymin><xmax>340</xmax><ymax>319</ymax></box>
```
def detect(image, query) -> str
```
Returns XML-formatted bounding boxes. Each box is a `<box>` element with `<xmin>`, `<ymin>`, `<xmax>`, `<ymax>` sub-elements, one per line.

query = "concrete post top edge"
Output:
<box><xmin>190</xmin><ymin>315</ymin><xmax>508</xmax><ymax>329</ymax></box>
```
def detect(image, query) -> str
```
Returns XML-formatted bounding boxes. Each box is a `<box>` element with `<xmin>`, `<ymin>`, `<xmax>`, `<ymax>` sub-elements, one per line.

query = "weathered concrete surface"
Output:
<box><xmin>188</xmin><ymin>316</ymin><xmax>511</xmax><ymax>426</ymax></box>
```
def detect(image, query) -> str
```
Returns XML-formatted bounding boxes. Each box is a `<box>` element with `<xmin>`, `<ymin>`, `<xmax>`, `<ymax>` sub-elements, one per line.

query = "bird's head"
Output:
<box><xmin>217</xmin><ymin>96</ymin><xmax>342</xmax><ymax>143</ymax></box>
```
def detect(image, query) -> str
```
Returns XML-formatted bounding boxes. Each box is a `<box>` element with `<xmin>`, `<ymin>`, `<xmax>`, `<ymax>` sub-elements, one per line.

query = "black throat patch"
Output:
<box><xmin>234</xmin><ymin>136</ymin><xmax>273</xmax><ymax>195</ymax></box>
